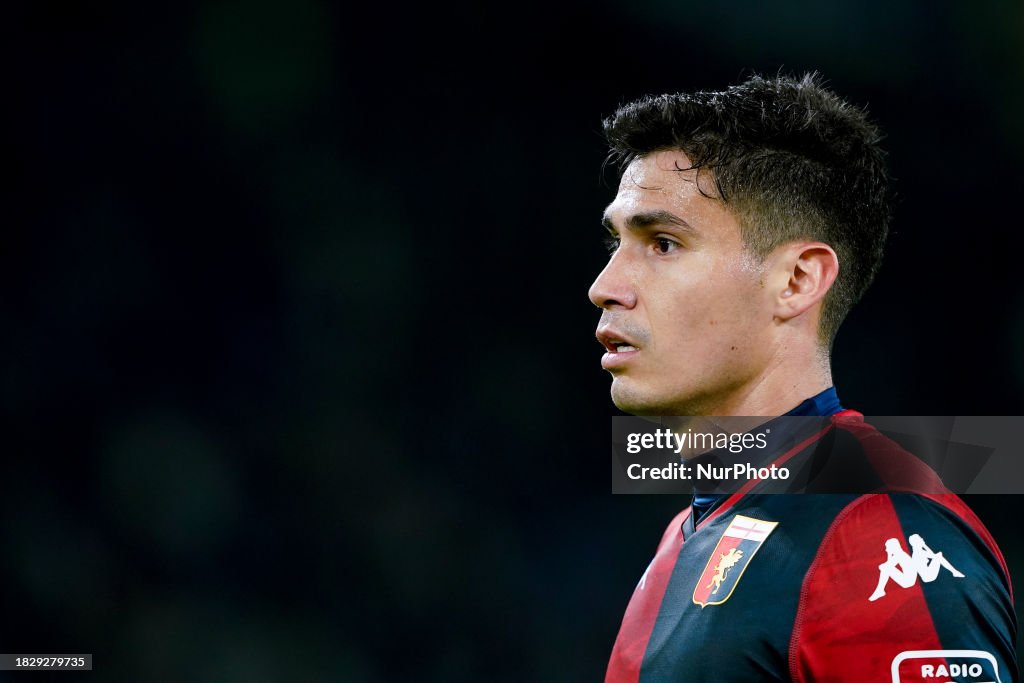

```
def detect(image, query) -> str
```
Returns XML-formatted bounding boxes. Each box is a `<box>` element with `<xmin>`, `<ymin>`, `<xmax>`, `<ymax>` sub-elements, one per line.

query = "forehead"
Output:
<box><xmin>604</xmin><ymin>150</ymin><xmax>734</xmax><ymax>233</ymax></box>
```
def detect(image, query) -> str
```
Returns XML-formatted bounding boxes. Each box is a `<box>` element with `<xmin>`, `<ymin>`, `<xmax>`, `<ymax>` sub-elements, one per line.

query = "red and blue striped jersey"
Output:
<box><xmin>606</xmin><ymin>413</ymin><xmax>1017</xmax><ymax>683</ymax></box>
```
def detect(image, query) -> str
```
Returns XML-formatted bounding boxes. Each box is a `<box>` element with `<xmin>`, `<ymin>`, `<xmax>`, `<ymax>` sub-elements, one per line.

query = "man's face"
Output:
<box><xmin>589</xmin><ymin>150</ymin><xmax>776</xmax><ymax>415</ymax></box>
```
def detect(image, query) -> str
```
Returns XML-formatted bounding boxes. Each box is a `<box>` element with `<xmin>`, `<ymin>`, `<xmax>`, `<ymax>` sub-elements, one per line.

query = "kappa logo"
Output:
<box><xmin>869</xmin><ymin>533</ymin><xmax>965</xmax><ymax>602</ymax></box>
<box><xmin>692</xmin><ymin>514</ymin><xmax>777</xmax><ymax>607</ymax></box>
<box><xmin>891</xmin><ymin>649</ymin><xmax>1001</xmax><ymax>683</ymax></box>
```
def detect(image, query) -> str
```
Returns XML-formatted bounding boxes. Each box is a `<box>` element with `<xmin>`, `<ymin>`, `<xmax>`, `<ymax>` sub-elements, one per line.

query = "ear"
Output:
<box><xmin>770</xmin><ymin>242</ymin><xmax>839</xmax><ymax>322</ymax></box>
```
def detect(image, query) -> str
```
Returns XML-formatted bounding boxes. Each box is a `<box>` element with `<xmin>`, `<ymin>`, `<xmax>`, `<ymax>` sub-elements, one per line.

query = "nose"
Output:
<box><xmin>588</xmin><ymin>252</ymin><xmax>637</xmax><ymax>309</ymax></box>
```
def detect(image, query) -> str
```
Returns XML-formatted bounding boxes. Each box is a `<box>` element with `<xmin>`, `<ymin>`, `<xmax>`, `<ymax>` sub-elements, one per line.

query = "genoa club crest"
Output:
<box><xmin>693</xmin><ymin>514</ymin><xmax>779</xmax><ymax>607</ymax></box>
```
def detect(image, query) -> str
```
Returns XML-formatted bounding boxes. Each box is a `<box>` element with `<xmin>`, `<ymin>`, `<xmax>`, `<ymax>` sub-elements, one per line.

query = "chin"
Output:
<box><xmin>611</xmin><ymin>382</ymin><xmax>678</xmax><ymax>416</ymax></box>
<box><xmin>610</xmin><ymin>377</ymin><xmax>711</xmax><ymax>416</ymax></box>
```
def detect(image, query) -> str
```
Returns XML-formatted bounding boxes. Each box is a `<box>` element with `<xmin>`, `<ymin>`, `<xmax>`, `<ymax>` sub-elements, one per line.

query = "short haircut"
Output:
<box><xmin>603</xmin><ymin>73</ymin><xmax>890</xmax><ymax>344</ymax></box>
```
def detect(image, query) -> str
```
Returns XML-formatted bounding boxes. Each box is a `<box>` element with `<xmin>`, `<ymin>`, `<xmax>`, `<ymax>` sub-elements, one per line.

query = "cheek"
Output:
<box><xmin>652</xmin><ymin>273</ymin><xmax>766</xmax><ymax>348</ymax></box>
<box><xmin>714</xmin><ymin>263</ymin><xmax>767</xmax><ymax>313</ymax></box>
<box><xmin>645</xmin><ymin>289</ymin><xmax>719</xmax><ymax>356</ymax></box>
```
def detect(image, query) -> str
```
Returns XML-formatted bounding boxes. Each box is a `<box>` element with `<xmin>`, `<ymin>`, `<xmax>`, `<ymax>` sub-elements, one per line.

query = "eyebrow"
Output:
<box><xmin>601</xmin><ymin>209</ymin><xmax>697</xmax><ymax>236</ymax></box>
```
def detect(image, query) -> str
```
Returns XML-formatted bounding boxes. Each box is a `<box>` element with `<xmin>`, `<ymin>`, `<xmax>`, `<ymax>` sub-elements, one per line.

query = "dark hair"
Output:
<box><xmin>603</xmin><ymin>73</ymin><xmax>890</xmax><ymax>344</ymax></box>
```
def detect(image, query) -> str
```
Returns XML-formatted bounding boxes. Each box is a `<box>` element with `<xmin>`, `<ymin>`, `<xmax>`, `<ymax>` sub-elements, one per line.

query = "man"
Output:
<box><xmin>590</xmin><ymin>75</ymin><xmax>1016</xmax><ymax>683</ymax></box>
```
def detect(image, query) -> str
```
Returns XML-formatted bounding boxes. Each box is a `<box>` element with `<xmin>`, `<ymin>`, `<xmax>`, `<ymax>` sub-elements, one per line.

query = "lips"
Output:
<box><xmin>597</xmin><ymin>327</ymin><xmax>640</xmax><ymax>369</ymax></box>
<box><xmin>597</xmin><ymin>327</ymin><xmax>640</xmax><ymax>353</ymax></box>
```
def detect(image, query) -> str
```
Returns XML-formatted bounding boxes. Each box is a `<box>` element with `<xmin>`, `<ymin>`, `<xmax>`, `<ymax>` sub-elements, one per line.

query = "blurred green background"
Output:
<box><xmin>7</xmin><ymin>0</ymin><xmax>1024</xmax><ymax>680</ymax></box>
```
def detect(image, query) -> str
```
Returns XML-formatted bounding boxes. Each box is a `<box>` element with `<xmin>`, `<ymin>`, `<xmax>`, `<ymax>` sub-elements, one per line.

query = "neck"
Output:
<box><xmin>682</xmin><ymin>347</ymin><xmax>833</xmax><ymax>417</ymax></box>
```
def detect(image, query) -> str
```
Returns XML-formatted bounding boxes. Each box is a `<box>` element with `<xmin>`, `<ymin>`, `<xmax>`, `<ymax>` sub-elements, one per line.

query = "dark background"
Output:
<box><xmin>7</xmin><ymin>1</ymin><xmax>1024</xmax><ymax>680</ymax></box>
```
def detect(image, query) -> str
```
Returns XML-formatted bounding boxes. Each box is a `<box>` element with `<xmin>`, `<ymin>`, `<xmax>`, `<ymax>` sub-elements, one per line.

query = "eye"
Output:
<box><xmin>653</xmin><ymin>236</ymin><xmax>680</xmax><ymax>254</ymax></box>
<box><xmin>603</xmin><ymin>235</ymin><xmax>621</xmax><ymax>254</ymax></box>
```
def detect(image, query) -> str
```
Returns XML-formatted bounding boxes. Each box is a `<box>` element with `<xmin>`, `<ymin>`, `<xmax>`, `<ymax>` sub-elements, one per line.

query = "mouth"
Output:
<box><xmin>597</xmin><ymin>328</ymin><xmax>641</xmax><ymax>369</ymax></box>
